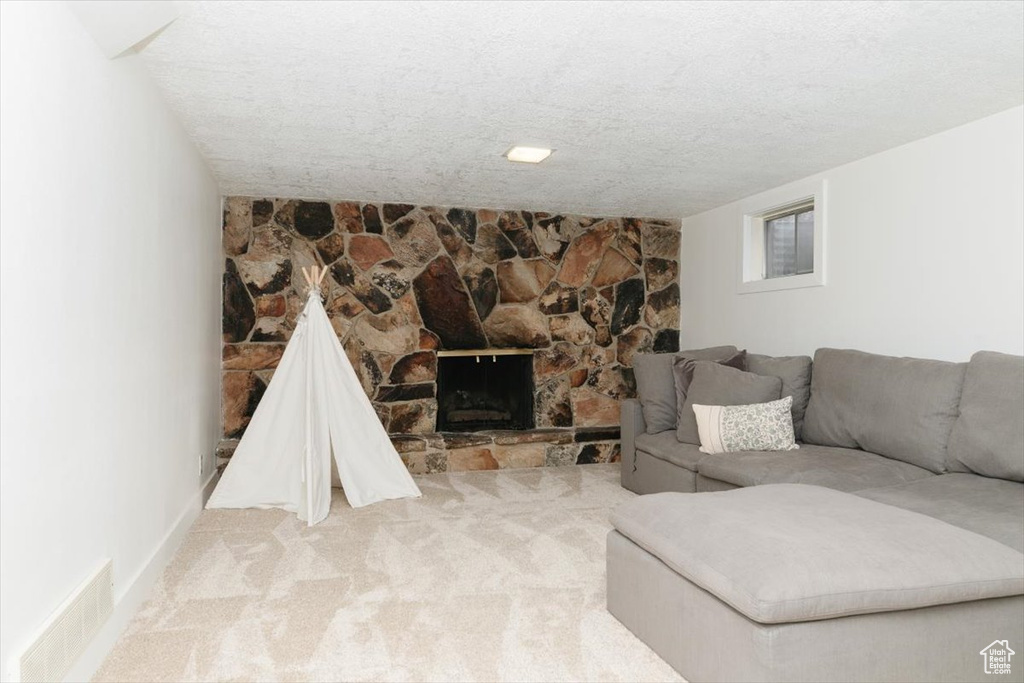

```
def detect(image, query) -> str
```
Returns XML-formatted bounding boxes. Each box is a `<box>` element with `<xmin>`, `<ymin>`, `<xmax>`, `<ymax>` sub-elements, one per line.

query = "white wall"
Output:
<box><xmin>679</xmin><ymin>106</ymin><xmax>1024</xmax><ymax>362</ymax></box>
<box><xmin>0</xmin><ymin>2</ymin><xmax>222</xmax><ymax>680</ymax></box>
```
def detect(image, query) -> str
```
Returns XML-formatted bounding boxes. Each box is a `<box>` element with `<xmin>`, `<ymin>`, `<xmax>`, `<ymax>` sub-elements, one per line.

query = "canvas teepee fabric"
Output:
<box><xmin>208</xmin><ymin>266</ymin><xmax>421</xmax><ymax>525</ymax></box>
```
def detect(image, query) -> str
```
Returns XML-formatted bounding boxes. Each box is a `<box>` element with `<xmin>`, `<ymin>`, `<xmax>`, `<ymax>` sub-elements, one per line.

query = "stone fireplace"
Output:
<box><xmin>220</xmin><ymin>196</ymin><xmax>681</xmax><ymax>473</ymax></box>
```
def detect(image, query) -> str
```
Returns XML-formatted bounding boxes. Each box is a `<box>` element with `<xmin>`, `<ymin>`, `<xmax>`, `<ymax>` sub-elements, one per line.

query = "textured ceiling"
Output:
<box><xmin>139</xmin><ymin>1</ymin><xmax>1023</xmax><ymax>218</ymax></box>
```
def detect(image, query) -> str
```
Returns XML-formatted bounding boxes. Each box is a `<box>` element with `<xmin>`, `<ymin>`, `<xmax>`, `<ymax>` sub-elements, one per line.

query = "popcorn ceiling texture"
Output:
<box><xmin>221</xmin><ymin>197</ymin><xmax>681</xmax><ymax>473</ymax></box>
<box><xmin>138</xmin><ymin>2</ymin><xmax>1024</xmax><ymax>217</ymax></box>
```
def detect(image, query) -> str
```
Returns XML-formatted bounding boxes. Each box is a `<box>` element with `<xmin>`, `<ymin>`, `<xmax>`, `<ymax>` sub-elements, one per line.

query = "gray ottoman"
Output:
<box><xmin>607</xmin><ymin>485</ymin><xmax>1024</xmax><ymax>682</ymax></box>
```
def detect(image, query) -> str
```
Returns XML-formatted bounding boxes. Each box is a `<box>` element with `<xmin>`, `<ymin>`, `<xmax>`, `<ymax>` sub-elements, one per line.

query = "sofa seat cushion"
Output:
<box><xmin>857</xmin><ymin>474</ymin><xmax>1024</xmax><ymax>552</ymax></box>
<box><xmin>635</xmin><ymin>431</ymin><xmax>704</xmax><ymax>471</ymax></box>
<box><xmin>609</xmin><ymin>484</ymin><xmax>1024</xmax><ymax>624</ymax></box>
<box><xmin>696</xmin><ymin>444</ymin><xmax>934</xmax><ymax>492</ymax></box>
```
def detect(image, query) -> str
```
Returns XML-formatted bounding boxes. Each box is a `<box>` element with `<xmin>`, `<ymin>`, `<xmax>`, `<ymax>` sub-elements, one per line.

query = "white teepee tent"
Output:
<box><xmin>208</xmin><ymin>265</ymin><xmax>421</xmax><ymax>525</ymax></box>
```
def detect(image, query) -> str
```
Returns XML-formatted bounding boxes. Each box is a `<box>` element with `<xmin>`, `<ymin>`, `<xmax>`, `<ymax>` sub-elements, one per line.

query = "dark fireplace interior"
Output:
<box><xmin>436</xmin><ymin>353</ymin><xmax>535</xmax><ymax>432</ymax></box>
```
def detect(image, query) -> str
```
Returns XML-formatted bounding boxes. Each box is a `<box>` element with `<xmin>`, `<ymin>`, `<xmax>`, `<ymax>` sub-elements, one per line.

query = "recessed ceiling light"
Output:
<box><xmin>505</xmin><ymin>146</ymin><xmax>553</xmax><ymax>164</ymax></box>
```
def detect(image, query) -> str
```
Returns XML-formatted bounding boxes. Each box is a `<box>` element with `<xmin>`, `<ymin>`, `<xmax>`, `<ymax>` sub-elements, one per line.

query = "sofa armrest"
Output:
<box><xmin>620</xmin><ymin>399</ymin><xmax>646</xmax><ymax>492</ymax></box>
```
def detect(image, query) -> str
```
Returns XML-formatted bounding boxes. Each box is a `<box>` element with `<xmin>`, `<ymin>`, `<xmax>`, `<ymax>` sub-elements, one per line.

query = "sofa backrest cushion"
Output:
<box><xmin>947</xmin><ymin>351</ymin><xmax>1024</xmax><ymax>482</ymax></box>
<box><xmin>633</xmin><ymin>346</ymin><xmax>738</xmax><ymax>434</ymax></box>
<box><xmin>802</xmin><ymin>349</ymin><xmax>965</xmax><ymax>473</ymax></box>
<box><xmin>746</xmin><ymin>353</ymin><xmax>813</xmax><ymax>440</ymax></box>
<box><xmin>676</xmin><ymin>362</ymin><xmax>783</xmax><ymax>444</ymax></box>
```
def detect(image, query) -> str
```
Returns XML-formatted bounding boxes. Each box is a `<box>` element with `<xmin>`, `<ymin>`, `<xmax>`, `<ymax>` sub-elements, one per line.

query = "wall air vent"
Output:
<box><xmin>20</xmin><ymin>560</ymin><xmax>113</xmax><ymax>683</ymax></box>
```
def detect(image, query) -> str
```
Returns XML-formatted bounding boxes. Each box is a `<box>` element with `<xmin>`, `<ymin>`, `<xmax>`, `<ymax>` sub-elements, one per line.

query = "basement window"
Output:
<box><xmin>764</xmin><ymin>201</ymin><xmax>814</xmax><ymax>278</ymax></box>
<box><xmin>738</xmin><ymin>180</ymin><xmax>826</xmax><ymax>294</ymax></box>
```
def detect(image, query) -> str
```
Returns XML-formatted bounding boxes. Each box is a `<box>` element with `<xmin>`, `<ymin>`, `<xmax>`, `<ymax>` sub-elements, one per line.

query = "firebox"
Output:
<box><xmin>436</xmin><ymin>351</ymin><xmax>535</xmax><ymax>432</ymax></box>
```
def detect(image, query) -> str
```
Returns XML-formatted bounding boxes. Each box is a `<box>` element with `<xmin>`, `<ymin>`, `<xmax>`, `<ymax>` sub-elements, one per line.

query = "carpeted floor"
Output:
<box><xmin>94</xmin><ymin>464</ymin><xmax>683</xmax><ymax>682</ymax></box>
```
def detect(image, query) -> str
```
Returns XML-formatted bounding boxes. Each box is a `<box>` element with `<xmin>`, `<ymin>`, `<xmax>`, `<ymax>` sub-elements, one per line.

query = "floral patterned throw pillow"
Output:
<box><xmin>691</xmin><ymin>396</ymin><xmax>799</xmax><ymax>454</ymax></box>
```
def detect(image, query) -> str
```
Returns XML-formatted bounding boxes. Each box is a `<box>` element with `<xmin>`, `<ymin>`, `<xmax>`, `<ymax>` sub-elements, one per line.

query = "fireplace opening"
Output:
<box><xmin>436</xmin><ymin>352</ymin><xmax>535</xmax><ymax>432</ymax></box>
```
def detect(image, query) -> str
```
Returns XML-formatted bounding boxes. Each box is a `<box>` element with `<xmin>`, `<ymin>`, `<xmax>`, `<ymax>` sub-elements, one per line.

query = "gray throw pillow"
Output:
<box><xmin>746</xmin><ymin>353</ymin><xmax>813</xmax><ymax>440</ymax></box>
<box><xmin>676</xmin><ymin>363</ymin><xmax>783</xmax><ymax>445</ymax></box>
<box><xmin>633</xmin><ymin>346</ymin><xmax>738</xmax><ymax>434</ymax></box>
<box><xmin>673</xmin><ymin>351</ymin><xmax>747</xmax><ymax>411</ymax></box>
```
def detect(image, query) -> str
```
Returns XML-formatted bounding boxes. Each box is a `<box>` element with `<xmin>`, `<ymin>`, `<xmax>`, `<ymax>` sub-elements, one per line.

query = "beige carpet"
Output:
<box><xmin>94</xmin><ymin>464</ymin><xmax>683</xmax><ymax>682</ymax></box>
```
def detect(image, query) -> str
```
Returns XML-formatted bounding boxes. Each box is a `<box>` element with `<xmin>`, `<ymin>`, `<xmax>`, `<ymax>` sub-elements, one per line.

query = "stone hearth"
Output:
<box><xmin>217</xmin><ymin>426</ymin><xmax>622</xmax><ymax>476</ymax></box>
<box><xmin>221</xmin><ymin>196</ymin><xmax>680</xmax><ymax>473</ymax></box>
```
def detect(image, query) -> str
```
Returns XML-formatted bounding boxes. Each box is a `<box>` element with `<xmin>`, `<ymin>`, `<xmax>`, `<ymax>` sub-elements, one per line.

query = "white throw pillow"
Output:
<box><xmin>692</xmin><ymin>396</ymin><xmax>800</xmax><ymax>454</ymax></box>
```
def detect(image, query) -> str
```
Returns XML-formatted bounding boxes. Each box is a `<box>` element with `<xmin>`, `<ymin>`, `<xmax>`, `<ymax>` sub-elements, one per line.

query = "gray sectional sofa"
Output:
<box><xmin>609</xmin><ymin>347</ymin><xmax>1024</xmax><ymax>682</ymax></box>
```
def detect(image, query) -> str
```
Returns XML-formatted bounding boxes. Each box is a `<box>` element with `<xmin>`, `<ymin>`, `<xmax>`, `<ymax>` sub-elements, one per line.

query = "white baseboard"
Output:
<box><xmin>58</xmin><ymin>472</ymin><xmax>218</xmax><ymax>683</ymax></box>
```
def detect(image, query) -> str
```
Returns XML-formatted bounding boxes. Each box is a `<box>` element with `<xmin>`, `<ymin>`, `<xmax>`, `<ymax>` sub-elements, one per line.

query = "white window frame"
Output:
<box><xmin>737</xmin><ymin>178</ymin><xmax>827</xmax><ymax>294</ymax></box>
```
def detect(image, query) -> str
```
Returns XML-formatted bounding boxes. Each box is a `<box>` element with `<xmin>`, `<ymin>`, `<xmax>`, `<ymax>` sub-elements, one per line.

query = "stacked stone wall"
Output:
<box><xmin>221</xmin><ymin>197</ymin><xmax>680</xmax><ymax>471</ymax></box>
